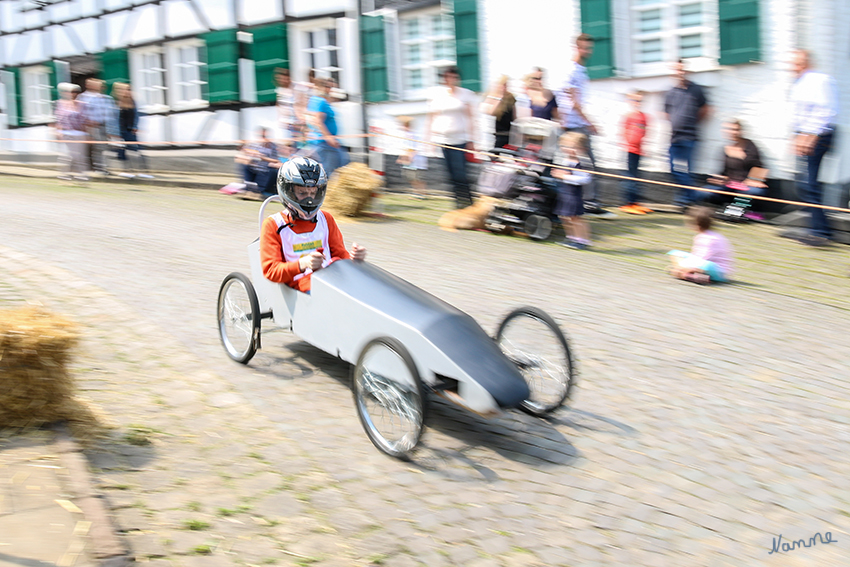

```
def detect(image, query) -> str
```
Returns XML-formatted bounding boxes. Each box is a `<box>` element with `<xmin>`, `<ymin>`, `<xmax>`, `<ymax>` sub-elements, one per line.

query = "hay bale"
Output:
<box><xmin>0</xmin><ymin>307</ymin><xmax>107</xmax><ymax>440</ymax></box>
<box><xmin>323</xmin><ymin>162</ymin><xmax>384</xmax><ymax>218</ymax></box>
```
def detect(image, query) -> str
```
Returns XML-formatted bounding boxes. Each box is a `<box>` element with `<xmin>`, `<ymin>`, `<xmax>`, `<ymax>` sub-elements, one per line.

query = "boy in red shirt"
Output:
<box><xmin>260</xmin><ymin>156</ymin><xmax>366</xmax><ymax>292</ymax></box>
<box><xmin>620</xmin><ymin>91</ymin><xmax>651</xmax><ymax>214</ymax></box>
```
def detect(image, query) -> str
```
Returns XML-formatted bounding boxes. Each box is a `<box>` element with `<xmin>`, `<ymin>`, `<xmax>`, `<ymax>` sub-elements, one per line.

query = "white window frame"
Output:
<box><xmin>628</xmin><ymin>0</ymin><xmax>719</xmax><ymax>78</ymax></box>
<box><xmin>130</xmin><ymin>46</ymin><xmax>168</xmax><ymax>114</ymax></box>
<box><xmin>21</xmin><ymin>65</ymin><xmax>53</xmax><ymax>124</ymax></box>
<box><xmin>289</xmin><ymin>17</ymin><xmax>352</xmax><ymax>91</ymax></box>
<box><xmin>398</xmin><ymin>6</ymin><xmax>456</xmax><ymax>101</ymax></box>
<box><xmin>304</xmin><ymin>25</ymin><xmax>343</xmax><ymax>86</ymax></box>
<box><xmin>165</xmin><ymin>39</ymin><xmax>208</xmax><ymax>111</ymax></box>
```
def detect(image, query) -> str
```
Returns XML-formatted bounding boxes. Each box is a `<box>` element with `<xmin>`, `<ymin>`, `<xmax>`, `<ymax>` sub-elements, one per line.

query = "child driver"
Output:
<box><xmin>260</xmin><ymin>156</ymin><xmax>366</xmax><ymax>292</ymax></box>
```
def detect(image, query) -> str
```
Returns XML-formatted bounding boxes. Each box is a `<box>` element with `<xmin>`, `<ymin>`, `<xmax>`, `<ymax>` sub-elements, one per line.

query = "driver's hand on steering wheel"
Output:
<box><xmin>299</xmin><ymin>251</ymin><xmax>324</xmax><ymax>272</ymax></box>
<box><xmin>350</xmin><ymin>243</ymin><xmax>367</xmax><ymax>261</ymax></box>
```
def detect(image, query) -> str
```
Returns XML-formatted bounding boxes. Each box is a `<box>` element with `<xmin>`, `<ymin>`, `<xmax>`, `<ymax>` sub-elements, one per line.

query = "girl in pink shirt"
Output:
<box><xmin>668</xmin><ymin>207</ymin><xmax>734</xmax><ymax>284</ymax></box>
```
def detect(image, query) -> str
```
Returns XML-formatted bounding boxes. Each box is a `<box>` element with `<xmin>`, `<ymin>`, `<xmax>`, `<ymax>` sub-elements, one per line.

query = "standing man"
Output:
<box><xmin>663</xmin><ymin>60</ymin><xmax>711</xmax><ymax>207</ymax></box>
<box><xmin>557</xmin><ymin>34</ymin><xmax>613</xmax><ymax>218</ymax></box>
<box><xmin>785</xmin><ymin>49</ymin><xmax>839</xmax><ymax>246</ymax></box>
<box><xmin>78</xmin><ymin>78</ymin><xmax>118</xmax><ymax>175</ymax></box>
<box><xmin>424</xmin><ymin>66</ymin><xmax>478</xmax><ymax>209</ymax></box>
<box><xmin>307</xmin><ymin>77</ymin><xmax>349</xmax><ymax>178</ymax></box>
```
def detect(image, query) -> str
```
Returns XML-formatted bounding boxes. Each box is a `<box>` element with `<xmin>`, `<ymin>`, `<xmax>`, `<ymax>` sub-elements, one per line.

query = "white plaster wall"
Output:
<box><xmin>138</xmin><ymin>113</ymin><xmax>168</xmax><ymax>143</ymax></box>
<box><xmin>170</xmin><ymin>111</ymin><xmax>215</xmax><ymax>142</ymax></box>
<box><xmin>8</xmin><ymin>126</ymin><xmax>56</xmax><ymax>153</ymax></box>
<box><xmin>285</xmin><ymin>0</ymin><xmax>356</xmax><ymax>19</ymax></box>
<box><xmin>128</xmin><ymin>5</ymin><xmax>161</xmax><ymax>47</ymax></box>
<box><xmin>51</xmin><ymin>26</ymin><xmax>79</xmax><ymax>59</ymax></box>
<box><xmin>238</xmin><ymin>0</ymin><xmax>284</xmax><ymax>26</ymax></box>
<box><xmin>206</xmin><ymin>110</ymin><xmax>240</xmax><ymax>142</ymax></box>
<box><xmin>19</xmin><ymin>31</ymin><xmax>46</xmax><ymax>65</ymax></box>
<box><xmin>164</xmin><ymin>0</ymin><xmax>206</xmax><ymax>37</ymax></box>
<box><xmin>199</xmin><ymin>0</ymin><xmax>237</xmax><ymax>30</ymax></box>
<box><xmin>65</xmin><ymin>19</ymin><xmax>100</xmax><ymax>54</ymax></box>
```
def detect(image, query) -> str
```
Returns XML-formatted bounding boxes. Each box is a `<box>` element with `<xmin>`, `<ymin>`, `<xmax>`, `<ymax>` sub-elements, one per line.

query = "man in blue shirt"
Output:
<box><xmin>307</xmin><ymin>77</ymin><xmax>349</xmax><ymax>177</ymax></box>
<box><xmin>785</xmin><ymin>50</ymin><xmax>839</xmax><ymax>246</ymax></box>
<box><xmin>664</xmin><ymin>60</ymin><xmax>710</xmax><ymax>207</ymax></box>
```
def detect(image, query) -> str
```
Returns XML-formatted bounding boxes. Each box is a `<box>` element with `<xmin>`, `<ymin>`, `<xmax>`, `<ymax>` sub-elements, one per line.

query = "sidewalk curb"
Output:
<box><xmin>0</xmin><ymin>168</ymin><xmax>224</xmax><ymax>191</ymax></box>
<box><xmin>51</xmin><ymin>424</ymin><xmax>134</xmax><ymax>567</ymax></box>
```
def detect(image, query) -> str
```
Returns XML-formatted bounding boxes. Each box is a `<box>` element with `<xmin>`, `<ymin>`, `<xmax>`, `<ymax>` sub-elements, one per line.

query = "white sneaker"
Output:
<box><xmin>74</xmin><ymin>176</ymin><xmax>89</xmax><ymax>182</ymax></box>
<box><xmin>57</xmin><ymin>174</ymin><xmax>72</xmax><ymax>181</ymax></box>
<box><xmin>118</xmin><ymin>172</ymin><xmax>135</xmax><ymax>178</ymax></box>
<box><xmin>136</xmin><ymin>173</ymin><xmax>154</xmax><ymax>179</ymax></box>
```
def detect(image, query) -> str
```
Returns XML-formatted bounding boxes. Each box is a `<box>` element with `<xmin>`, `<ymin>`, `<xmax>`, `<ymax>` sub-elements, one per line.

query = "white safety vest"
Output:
<box><xmin>272</xmin><ymin>211</ymin><xmax>332</xmax><ymax>281</ymax></box>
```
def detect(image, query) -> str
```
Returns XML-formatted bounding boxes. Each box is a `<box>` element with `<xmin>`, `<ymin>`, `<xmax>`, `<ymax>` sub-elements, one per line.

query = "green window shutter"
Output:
<box><xmin>201</xmin><ymin>29</ymin><xmax>240</xmax><ymax>104</ymax></box>
<box><xmin>580</xmin><ymin>0</ymin><xmax>614</xmax><ymax>79</ymax></box>
<box><xmin>7</xmin><ymin>68</ymin><xmax>23</xmax><ymax>126</ymax></box>
<box><xmin>719</xmin><ymin>0</ymin><xmax>760</xmax><ymax>65</ymax></box>
<box><xmin>252</xmin><ymin>23</ymin><xmax>288</xmax><ymax>103</ymax></box>
<box><xmin>99</xmin><ymin>49</ymin><xmax>130</xmax><ymax>91</ymax></box>
<box><xmin>360</xmin><ymin>14</ymin><xmax>388</xmax><ymax>103</ymax></box>
<box><xmin>47</xmin><ymin>61</ymin><xmax>60</xmax><ymax>103</ymax></box>
<box><xmin>453</xmin><ymin>0</ymin><xmax>481</xmax><ymax>92</ymax></box>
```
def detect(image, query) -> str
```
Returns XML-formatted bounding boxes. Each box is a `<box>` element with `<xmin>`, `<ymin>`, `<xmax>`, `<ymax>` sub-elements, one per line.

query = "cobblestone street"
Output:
<box><xmin>1</xmin><ymin>178</ymin><xmax>849</xmax><ymax>566</ymax></box>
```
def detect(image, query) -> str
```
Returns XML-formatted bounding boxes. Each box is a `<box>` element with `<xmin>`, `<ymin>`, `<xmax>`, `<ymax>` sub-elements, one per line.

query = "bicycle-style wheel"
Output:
<box><xmin>496</xmin><ymin>307</ymin><xmax>574</xmax><ymax>415</ymax></box>
<box><xmin>217</xmin><ymin>272</ymin><xmax>260</xmax><ymax>364</ymax></box>
<box><xmin>352</xmin><ymin>338</ymin><xmax>426</xmax><ymax>459</ymax></box>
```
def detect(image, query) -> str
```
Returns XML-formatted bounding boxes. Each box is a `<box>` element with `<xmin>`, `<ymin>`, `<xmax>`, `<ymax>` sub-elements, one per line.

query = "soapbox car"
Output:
<box><xmin>217</xmin><ymin>196</ymin><xmax>575</xmax><ymax>459</ymax></box>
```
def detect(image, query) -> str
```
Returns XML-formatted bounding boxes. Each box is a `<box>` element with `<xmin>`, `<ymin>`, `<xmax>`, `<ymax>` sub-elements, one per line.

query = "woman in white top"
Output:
<box><xmin>424</xmin><ymin>66</ymin><xmax>478</xmax><ymax>209</ymax></box>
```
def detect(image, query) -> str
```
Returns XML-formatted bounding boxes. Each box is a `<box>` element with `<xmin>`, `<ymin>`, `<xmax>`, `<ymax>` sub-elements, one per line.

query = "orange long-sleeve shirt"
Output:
<box><xmin>260</xmin><ymin>211</ymin><xmax>350</xmax><ymax>292</ymax></box>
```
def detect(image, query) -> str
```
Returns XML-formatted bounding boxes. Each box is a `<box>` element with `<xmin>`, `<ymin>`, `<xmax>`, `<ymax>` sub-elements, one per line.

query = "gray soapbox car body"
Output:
<box><xmin>217</xmin><ymin>196</ymin><xmax>575</xmax><ymax>458</ymax></box>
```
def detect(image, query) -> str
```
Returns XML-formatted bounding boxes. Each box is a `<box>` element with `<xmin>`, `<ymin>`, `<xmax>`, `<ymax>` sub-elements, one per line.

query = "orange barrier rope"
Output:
<box><xmin>379</xmin><ymin>131</ymin><xmax>850</xmax><ymax>215</ymax></box>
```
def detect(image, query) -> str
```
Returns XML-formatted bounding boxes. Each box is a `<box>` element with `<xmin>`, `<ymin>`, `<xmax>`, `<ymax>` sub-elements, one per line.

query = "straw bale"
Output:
<box><xmin>323</xmin><ymin>162</ymin><xmax>383</xmax><ymax>218</ymax></box>
<box><xmin>0</xmin><ymin>307</ymin><xmax>110</xmax><ymax>441</ymax></box>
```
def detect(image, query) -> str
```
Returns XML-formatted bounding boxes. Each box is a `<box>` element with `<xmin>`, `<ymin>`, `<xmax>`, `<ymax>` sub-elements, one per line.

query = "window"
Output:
<box><xmin>630</xmin><ymin>1</ymin><xmax>717</xmax><ymax>73</ymax></box>
<box><xmin>399</xmin><ymin>10</ymin><xmax>456</xmax><ymax>98</ymax></box>
<box><xmin>304</xmin><ymin>28</ymin><xmax>341</xmax><ymax>86</ymax></box>
<box><xmin>166</xmin><ymin>40</ymin><xmax>207</xmax><ymax>110</ymax></box>
<box><xmin>131</xmin><ymin>48</ymin><xmax>167</xmax><ymax>112</ymax></box>
<box><xmin>22</xmin><ymin>66</ymin><xmax>52</xmax><ymax>123</ymax></box>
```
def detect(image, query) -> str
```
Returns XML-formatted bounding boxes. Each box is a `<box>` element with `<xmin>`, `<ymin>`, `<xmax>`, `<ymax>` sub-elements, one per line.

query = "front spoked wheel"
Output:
<box><xmin>496</xmin><ymin>307</ymin><xmax>574</xmax><ymax>415</ymax></box>
<box><xmin>353</xmin><ymin>338</ymin><xmax>426</xmax><ymax>460</ymax></box>
<box><xmin>217</xmin><ymin>272</ymin><xmax>260</xmax><ymax>364</ymax></box>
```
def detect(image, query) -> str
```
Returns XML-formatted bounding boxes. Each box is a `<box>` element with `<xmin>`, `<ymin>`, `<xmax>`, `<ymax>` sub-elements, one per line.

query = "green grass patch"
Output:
<box><xmin>183</xmin><ymin>519</ymin><xmax>211</xmax><ymax>531</ymax></box>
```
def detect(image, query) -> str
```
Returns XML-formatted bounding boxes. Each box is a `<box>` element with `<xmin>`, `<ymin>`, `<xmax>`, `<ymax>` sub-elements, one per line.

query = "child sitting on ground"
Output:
<box><xmin>260</xmin><ymin>156</ymin><xmax>366</xmax><ymax>292</ymax></box>
<box><xmin>668</xmin><ymin>206</ymin><xmax>734</xmax><ymax>284</ymax></box>
<box><xmin>553</xmin><ymin>132</ymin><xmax>593</xmax><ymax>250</ymax></box>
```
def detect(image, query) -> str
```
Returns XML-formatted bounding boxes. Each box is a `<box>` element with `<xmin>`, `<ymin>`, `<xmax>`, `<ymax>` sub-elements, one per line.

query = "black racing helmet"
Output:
<box><xmin>277</xmin><ymin>156</ymin><xmax>328</xmax><ymax>220</ymax></box>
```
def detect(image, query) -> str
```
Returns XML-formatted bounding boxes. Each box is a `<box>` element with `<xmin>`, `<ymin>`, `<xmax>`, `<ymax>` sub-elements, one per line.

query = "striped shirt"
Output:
<box><xmin>77</xmin><ymin>91</ymin><xmax>119</xmax><ymax>136</ymax></box>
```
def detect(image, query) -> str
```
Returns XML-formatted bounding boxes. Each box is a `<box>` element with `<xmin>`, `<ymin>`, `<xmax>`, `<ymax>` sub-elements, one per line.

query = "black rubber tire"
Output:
<box><xmin>496</xmin><ymin>307</ymin><xmax>574</xmax><ymax>416</ymax></box>
<box><xmin>217</xmin><ymin>272</ymin><xmax>261</xmax><ymax>364</ymax></box>
<box><xmin>352</xmin><ymin>337</ymin><xmax>427</xmax><ymax>460</ymax></box>
<box><xmin>524</xmin><ymin>214</ymin><xmax>553</xmax><ymax>241</ymax></box>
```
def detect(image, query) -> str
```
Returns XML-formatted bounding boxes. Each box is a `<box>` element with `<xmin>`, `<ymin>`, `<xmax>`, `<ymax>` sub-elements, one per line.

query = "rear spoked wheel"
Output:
<box><xmin>353</xmin><ymin>338</ymin><xmax>426</xmax><ymax>459</ymax></box>
<box><xmin>524</xmin><ymin>214</ymin><xmax>553</xmax><ymax>241</ymax></box>
<box><xmin>217</xmin><ymin>272</ymin><xmax>260</xmax><ymax>364</ymax></box>
<box><xmin>496</xmin><ymin>307</ymin><xmax>574</xmax><ymax>415</ymax></box>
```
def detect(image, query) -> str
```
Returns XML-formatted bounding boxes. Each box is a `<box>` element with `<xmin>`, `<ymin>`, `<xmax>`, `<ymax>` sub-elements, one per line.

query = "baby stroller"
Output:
<box><xmin>481</xmin><ymin>118</ymin><xmax>561</xmax><ymax>241</ymax></box>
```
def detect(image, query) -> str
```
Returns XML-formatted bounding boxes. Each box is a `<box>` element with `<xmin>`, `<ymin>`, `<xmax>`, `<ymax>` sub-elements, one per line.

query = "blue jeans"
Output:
<box><xmin>441</xmin><ymin>143</ymin><xmax>473</xmax><ymax>208</ymax></box>
<box><xmin>622</xmin><ymin>152</ymin><xmax>642</xmax><ymax>204</ymax></box>
<box><xmin>669</xmin><ymin>140</ymin><xmax>697</xmax><ymax>205</ymax></box>
<box><xmin>694</xmin><ymin>183</ymin><xmax>766</xmax><ymax>205</ymax></box>
<box><xmin>315</xmin><ymin>141</ymin><xmax>350</xmax><ymax>178</ymax></box>
<box><xmin>795</xmin><ymin>130</ymin><xmax>834</xmax><ymax>239</ymax></box>
<box><xmin>243</xmin><ymin>164</ymin><xmax>277</xmax><ymax>194</ymax></box>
